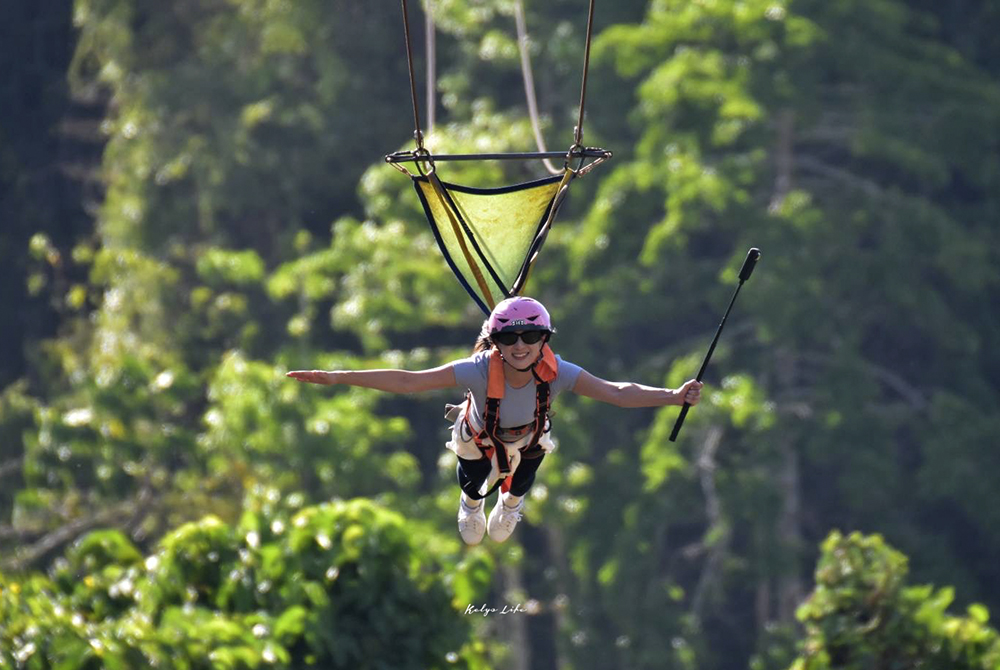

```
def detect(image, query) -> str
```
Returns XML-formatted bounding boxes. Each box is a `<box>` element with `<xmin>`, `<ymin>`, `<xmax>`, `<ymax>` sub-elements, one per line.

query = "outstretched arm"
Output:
<box><xmin>572</xmin><ymin>370</ymin><xmax>703</xmax><ymax>408</ymax></box>
<box><xmin>286</xmin><ymin>364</ymin><xmax>458</xmax><ymax>394</ymax></box>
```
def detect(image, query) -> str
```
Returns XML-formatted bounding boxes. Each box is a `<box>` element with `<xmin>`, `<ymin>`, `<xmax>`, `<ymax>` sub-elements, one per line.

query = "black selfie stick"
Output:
<box><xmin>669</xmin><ymin>247</ymin><xmax>761</xmax><ymax>442</ymax></box>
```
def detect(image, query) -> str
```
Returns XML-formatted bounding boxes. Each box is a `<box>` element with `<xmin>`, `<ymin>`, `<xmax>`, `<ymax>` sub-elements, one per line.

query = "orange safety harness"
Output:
<box><xmin>462</xmin><ymin>345</ymin><xmax>559</xmax><ymax>499</ymax></box>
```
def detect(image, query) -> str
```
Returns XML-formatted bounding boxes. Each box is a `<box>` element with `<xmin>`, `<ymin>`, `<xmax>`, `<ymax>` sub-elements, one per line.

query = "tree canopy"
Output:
<box><xmin>2</xmin><ymin>0</ymin><xmax>999</xmax><ymax>668</ymax></box>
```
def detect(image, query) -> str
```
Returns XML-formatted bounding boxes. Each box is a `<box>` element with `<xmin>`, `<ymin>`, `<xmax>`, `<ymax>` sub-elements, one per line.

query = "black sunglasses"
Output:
<box><xmin>492</xmin><ymin>330</ymin><xmax>548</xmax><ymax>346</ymax></box>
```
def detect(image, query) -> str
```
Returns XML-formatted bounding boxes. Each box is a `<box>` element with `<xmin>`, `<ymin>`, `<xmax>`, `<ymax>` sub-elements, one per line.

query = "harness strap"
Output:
<box><xmin>484</xmin><ymin>350</ymin><xmax>510</xmax><ymax>474</ymax></box>
<box><xmin>525</xmin><ymin>367</ymin><xmax>551</xmax><ymax>455</ymax></box>
<box><xmin>461</xmin><ymin>347</ymin><xmax>557</xmax><ymax>498</ymax></box>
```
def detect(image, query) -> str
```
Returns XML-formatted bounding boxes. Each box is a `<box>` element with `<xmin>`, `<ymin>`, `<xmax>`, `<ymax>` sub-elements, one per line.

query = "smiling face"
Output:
<box><xmin>494</xmin><ymin>331</ymin><xmax>547</xmax><ymax>370</ymax></box>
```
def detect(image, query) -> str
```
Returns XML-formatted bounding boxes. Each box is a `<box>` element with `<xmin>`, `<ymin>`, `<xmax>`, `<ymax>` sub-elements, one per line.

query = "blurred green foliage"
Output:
<box><xmin>1</xmin><ymin>498</ymin><xmax>490</xmax><ymax>669</ymax></box>
<box><xmin>2</xmin><ymin>0</ymin><xmax>1000</xmax><ymax>668</ymax></box>
<box><xmin>792</xmin><ymin>531</ymin><xmax>1000</xmax><ymax>670</ymax></box>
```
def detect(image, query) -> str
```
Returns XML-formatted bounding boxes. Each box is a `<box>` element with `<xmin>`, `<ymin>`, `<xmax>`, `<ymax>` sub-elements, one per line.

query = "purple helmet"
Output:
<box><xmin>487</xmin><ymin>297</ymin><xmax>553</xmax><ymax>334</ymax></box>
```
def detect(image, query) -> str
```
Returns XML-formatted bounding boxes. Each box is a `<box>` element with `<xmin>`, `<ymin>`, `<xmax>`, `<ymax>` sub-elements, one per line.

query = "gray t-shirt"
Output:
<box><xmin>451</xmin><ymin>350</ymin><xmax>583</xmax><ymax>428</ymax></box>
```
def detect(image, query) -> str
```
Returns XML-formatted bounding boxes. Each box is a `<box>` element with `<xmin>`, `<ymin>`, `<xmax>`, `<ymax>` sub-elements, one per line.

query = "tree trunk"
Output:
<box><xmin>769</xmin><ymin>108</ymin><xmax>795</xmax><ymax>212</ymax></box>
<box><xmin>501</xmin><ymin>562</ymin><xmax>531</xmax><ymax>670</ymax></box>
<box><xmin>692</xmin><ymin>426</ymin><xmax>728</xmax><ymax>620</ymax></box>
<box><xmin>775</xmin><ymin>348</ymin><xmax>804</xmax><ymax>622</ymax></box>
<box><xmin>776</xmin><ymin>439</ymin><xmax>804</xmax><ymax>621</ymax></box>
<box><xmin>755</xmin><ymin>579</ymin><xmax>771</xmax><ymax>632</ymax></box>
<box><xmin>545</xmin><ymin>525</ymin><xmax>572</xmax><ymax>670</ymax></box>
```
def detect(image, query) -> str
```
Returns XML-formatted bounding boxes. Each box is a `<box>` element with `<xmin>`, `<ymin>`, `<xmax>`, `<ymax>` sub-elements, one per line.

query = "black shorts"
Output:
<box><xmin>456</xmin><ymin>453</ymin><xmax>544</xmax><ymax>499</ymax></box>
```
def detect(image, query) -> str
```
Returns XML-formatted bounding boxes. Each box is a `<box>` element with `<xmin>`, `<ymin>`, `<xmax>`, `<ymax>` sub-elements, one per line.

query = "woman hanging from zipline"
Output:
<box><xmin>287</xmin><ymin>296</ymin><xmax>703</xmax><ymax>545</ymax></box>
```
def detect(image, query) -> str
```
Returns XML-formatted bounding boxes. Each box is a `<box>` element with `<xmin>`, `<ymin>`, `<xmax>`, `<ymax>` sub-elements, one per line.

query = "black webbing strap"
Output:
<box><xmin>521</xmin><ymin>377</ymin><xmax>551</xmax><ymax>459</ymax></box>
<box><xmin>483</xmin><ymin>396</ymin><xmax>510</xmax><ymax>475</ymax></box>
<box><xmin>399</xmin><ymin>0</ymin><xmax>425</xmax><ymax>151</ymax></box>
<box><xmin>467</xmin><ymin>475</ymin><xmax>505</xmax><ymax>502</ymax></box>
<box><xmin>510</xmin><ymin>169</ymin><xmax>573</xmax><ymax>295</ymax></box>
<box><xmin>480</xmin><ymin>377</ymin><xmax>550</xmax><ymax>470</ymax></box>
<box><xmin>573</xmin><ymin>0</ymin><xmax>597</xmax><ymax>147</ymax></box>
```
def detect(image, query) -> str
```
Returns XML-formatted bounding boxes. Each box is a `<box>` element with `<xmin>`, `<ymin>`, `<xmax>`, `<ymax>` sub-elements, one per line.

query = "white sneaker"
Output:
<box><xmin>458</xmin><ymin>497</ymin><xmax>486</xmax><ymax>545</ymax></box>
<box><xmin>487</xmin><ymin>495</ymin><xmax>524</xmax><ymax>543</ymax></box>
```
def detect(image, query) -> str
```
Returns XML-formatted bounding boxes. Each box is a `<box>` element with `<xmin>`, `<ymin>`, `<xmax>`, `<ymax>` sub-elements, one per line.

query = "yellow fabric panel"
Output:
<box><xmin>416</xmin><ymin>177</ymin><xmax>562</xmax><ymax>308</ymax></box>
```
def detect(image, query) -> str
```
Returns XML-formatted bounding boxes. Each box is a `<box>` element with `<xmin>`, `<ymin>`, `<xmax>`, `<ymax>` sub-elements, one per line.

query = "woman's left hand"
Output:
<box><xmin>677</xmin><ymin>379</ymin><xmax>704</xmax><ymax>406</ymax></box>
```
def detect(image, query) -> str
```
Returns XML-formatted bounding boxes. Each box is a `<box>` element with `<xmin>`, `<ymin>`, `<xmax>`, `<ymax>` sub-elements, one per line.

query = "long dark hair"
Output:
<box><xmin>473</xmin><ymin>319</ymin><xmax>494</xmax><ymax>353</ymax></box>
